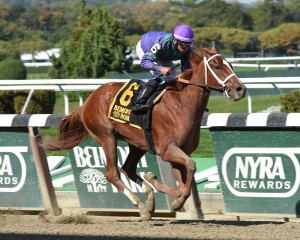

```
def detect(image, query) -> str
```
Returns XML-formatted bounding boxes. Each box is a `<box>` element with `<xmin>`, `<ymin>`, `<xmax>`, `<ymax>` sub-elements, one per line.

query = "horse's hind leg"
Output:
<box><xmin>143</xmin><ymin>172</ymin><xmax>182</xmax><ymax>198</ymax></box>
<box><xmin>88</xmin><ymin>131</ymin><xmax>151</xmax><ymax>220</ymax></box>
<box><xmin>121</xmin><ymin>145</ymin><xmax>155</xmax><ymax>214</ymax></box>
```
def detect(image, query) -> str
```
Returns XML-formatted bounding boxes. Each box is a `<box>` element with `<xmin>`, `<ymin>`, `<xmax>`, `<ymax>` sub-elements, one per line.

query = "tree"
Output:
<box><xmin>285</xmin><ymin>0</ymin><xmax>300</xmax><ymax>23</ymax></box>
<box><xmin>249</xmin><ymin>0</ymin><xmax>291</xmax><ymax>32</ymax></box>
<box><xmin>0</xmin><ymin>41</ymin><xmax>18</xmax><ymax>61</ymax></box>
<box><xmin>0</xmin><ymin>59</ymin><xmax>26</xmax><ymax>114</ymax></box>
<box><xmin>18</xmin><ymin>37</ymin><xmax>52</xmax><ymax>55</ymax></box>
<box><xmin>258</xmin><ymin>23</ymin><xmax>300</xmax><ymax>55</ymax></box>
<box><xmin>224</xmin><ymin>3</ymin><xmax>253</xmax><ymax>31</ymax></box>
<box><xmin>183</xmin><ymin>0</ymin><xmax>253</xmax><ymax>30</ymax></box>
<box><xmin>193</xmin><ymin>27</ymin><xmax>259</xmax><ymax>56</ymax></box>
<box><xmin>38</xmin><ymin>3</ymin><xmax>80</xmax><ymax>44</ymax></box>
<box><xmin>49</xmin><ymin>0</ymin><xmax>131</xmax><ymax>78</ymax></box>
<box><xmin>0</xmin><ymin>3</ymin><xmax>11</xmax><ymax>41</ymax></box>
<box><xmin>108</xmin><ymin>2</ymin><xmax>143</xmax><ymax>35</ymax></box>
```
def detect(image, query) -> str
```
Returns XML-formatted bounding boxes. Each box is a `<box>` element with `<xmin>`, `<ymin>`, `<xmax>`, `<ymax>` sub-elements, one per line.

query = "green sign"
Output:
<box><xmin>211</xmin><ymin>129</ymin><xmax>300</xmax><ymax>216</ymax></box>
<box><xmin>0</xmin><ymin>128</ymin><xmax>43</xmax><ymax>208</ymax></box>
<box><xmin>69</xmin><ymin>138</ymin><xmax>169</xmax><ymax>210</ymax></box>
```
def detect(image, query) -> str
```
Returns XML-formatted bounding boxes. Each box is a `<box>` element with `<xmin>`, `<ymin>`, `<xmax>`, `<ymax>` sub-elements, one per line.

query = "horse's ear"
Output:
<box><xmin>201</xmin><ymin>47</ymin><xmax>210</xmax><ymax>56</ymax></box>
<box><xmin>211</xmin><ymin>46</ymin><xmax>218</xmax><ymax>53</ymax></box>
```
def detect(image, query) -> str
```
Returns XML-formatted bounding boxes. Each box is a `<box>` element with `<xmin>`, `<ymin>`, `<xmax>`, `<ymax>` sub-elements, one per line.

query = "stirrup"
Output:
<box><xmin>131</xmin><ymin>104</ymin><xmax>149</xmax><ymax>114</ymax></box>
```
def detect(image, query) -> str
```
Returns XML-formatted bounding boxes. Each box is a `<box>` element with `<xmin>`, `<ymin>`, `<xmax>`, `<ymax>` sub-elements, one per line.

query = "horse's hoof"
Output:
<box><xmin>140</xmin><ymin>207</ymin><xmax>151</xmax><ymax>221</ymax></box>
<box><xmin>171</xmin><ymin>198</ymin><xmax>184</xmax><ymax>212</ymax></box>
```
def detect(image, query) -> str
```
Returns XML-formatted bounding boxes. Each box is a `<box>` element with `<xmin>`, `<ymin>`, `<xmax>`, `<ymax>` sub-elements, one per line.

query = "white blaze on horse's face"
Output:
<box><xmin>204</xmin><ymin>54</ymin><xmax>244</xmax><ymax>99</ymax></box>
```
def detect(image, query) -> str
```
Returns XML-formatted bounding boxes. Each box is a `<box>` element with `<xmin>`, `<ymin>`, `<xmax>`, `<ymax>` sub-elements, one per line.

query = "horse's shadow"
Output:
<box><xmin>117</xmin><ymin>218</ymin><xmax>285</xmax><ymax>227</ymax></box>
<box><xmin>168</xmin><ymin>219</ymin><xmax>285</xmax><ymax>227</ymax></box>
<box><xmin>0</xmin><ymin>234</ymin><xmax>174</xmax><ymax>240</ymax></box>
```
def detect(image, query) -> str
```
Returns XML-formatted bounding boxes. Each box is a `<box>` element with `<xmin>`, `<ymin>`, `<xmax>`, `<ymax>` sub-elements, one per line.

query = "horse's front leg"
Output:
<box><xmin>161</xmin><ymin>143</ymin><xmax>196</xmax><ymax>211</ymax></box>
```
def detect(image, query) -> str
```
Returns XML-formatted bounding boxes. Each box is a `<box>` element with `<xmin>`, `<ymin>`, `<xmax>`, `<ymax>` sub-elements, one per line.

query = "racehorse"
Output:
<box><xmin>45</xmin><ymin>46</ymin><xmax>246</xmax><ymax>220</ymax></box>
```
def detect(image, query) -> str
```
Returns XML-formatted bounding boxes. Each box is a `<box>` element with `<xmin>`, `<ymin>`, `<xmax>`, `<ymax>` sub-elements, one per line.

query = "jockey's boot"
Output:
<box><xmin>131</xmin><ymin>78</ymin><xmax>161</xmax><ymax>114</ymax></box>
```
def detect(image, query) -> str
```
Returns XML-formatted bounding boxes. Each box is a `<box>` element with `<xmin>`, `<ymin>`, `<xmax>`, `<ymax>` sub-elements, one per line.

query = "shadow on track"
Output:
<box><xmin>169</xmin><ymin>219</ymin><xmax>285</xmax><ymax>227</ymax></box>
<box><xmin>0</xmin><ymin>234</ymin><xmax>178</xmax><ymax>240</ymax></box>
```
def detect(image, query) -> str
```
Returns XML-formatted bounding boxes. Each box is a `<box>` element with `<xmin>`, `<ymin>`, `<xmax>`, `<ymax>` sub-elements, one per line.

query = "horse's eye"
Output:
<box><xmin>215</xmin><ymin>65</ymin><xmax>221</xmax><ymax>70</ymax></box>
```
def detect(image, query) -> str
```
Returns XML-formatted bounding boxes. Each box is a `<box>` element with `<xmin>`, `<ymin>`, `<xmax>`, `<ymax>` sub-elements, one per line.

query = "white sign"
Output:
<box><xmin>222</xmin><ymin>148</ymin><xmax>300</xmax><ymax>198</ymax></box>
<box><xmin>0</xmin><ymin>147</ymin><xmax>27</xmax><ymax>192</ymax></box>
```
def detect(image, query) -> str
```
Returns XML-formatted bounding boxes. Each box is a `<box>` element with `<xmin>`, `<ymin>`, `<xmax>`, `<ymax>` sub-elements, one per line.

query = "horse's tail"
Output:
<box><xmin>45</xmin><ymin>107</ymin><xmax>89</xmax><ymax>150</ymax></box>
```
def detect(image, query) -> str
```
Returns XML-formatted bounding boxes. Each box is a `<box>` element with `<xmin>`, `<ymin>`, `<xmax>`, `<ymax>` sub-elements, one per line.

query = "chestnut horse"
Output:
<box><xmin>46</xmin><ymin>47</ymin><xmax>246</xmax><ymax>220</ymax></box>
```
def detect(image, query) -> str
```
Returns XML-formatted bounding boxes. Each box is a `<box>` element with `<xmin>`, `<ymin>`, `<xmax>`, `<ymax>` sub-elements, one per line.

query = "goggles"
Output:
<box><xmin>178</xmin><ymin>41</ymin><xmax>192</xmax><ymax>49</ymax></box>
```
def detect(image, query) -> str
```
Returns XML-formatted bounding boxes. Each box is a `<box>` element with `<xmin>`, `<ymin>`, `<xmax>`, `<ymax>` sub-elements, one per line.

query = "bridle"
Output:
<box><xmin>178</xmin><ymin>53</ymin><xmax>237</xmax><ymax>97</ymax></box>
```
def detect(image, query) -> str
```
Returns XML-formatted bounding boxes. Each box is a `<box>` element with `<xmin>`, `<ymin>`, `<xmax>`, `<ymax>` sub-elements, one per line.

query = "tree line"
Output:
<box><xmin>0</xmin><ymin>0</ymin><xmax>299</xmax><ymax>77</ymax></box>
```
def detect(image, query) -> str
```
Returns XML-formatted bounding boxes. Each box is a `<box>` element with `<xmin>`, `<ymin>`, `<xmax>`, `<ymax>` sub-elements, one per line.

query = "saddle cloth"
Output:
<box><xmin>108</xmin><ymin>79</ymin><xmax>165</xmax><ymax>129</ymax></box>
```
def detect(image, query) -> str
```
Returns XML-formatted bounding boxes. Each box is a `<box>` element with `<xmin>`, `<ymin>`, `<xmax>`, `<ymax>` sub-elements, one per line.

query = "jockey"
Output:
<box><xmin>132</xmin><ymin>24</ymin><xmax>194</xmax><ymax>114</ymax></box>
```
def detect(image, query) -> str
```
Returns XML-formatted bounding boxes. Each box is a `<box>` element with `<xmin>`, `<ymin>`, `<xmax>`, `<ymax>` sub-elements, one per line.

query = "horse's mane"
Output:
<box><xmin>166</xmin><ymin>47</ymin><xmax>208</xmax><ymax>91</ymax></box>
<box><xmin>165</xmin><ymin>79</ymin><xmax>186</xmax><ymax>91</ymax></box>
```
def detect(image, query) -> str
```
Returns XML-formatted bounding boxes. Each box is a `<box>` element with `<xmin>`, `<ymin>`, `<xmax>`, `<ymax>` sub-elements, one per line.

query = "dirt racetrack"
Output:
<box><xmin>0</xmin><ymin>211</ymin><xmax>299</xmax><ymax>240</ymax></box>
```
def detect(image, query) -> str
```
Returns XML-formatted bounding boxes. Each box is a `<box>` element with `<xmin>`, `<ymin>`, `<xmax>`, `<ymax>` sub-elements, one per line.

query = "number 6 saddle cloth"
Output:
<box><xmin>108</xmin><ymin>79</ymin><xmax>166</xmax><ymax>129</ymax></box>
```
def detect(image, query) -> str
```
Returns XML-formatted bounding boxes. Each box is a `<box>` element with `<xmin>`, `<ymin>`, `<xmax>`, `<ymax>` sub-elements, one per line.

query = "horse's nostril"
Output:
<box><xmin>236</xmin><ymin>86</ymin><xmax>246</xmax><ymax>94</ymax></box>
<box><xmin>237</xmin><ymin>87</ymin><xmax>242</xmax><ymax>92</ymax></box>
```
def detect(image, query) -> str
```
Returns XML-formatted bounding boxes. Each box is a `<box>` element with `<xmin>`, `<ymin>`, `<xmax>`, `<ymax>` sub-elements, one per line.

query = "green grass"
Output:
<box><xmin>53</xmin><ymin>93</ymin><xmax>82</xmax><ymax>114</ymax></box>
<box><xmin>191</xmin><ymin>129</ymin><xmax>214</xmax><ymax>158</ymax></box>
<box><xmin>207</xmin><ymin>95</ymin><xmax>281</xmax><ymax>113</ymax></box>
<box><xmin>26</xmin><ymin>66</ymin><xmax>50</xmax><ymax>79</ymax></box>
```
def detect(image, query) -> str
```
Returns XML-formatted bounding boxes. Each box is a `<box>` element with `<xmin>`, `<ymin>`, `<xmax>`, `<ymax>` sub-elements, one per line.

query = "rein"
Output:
<box><xmin>177</xmin><ymin>77</ymin><xmax>224</xmax><ymax>93</ymax></box>
<box><xmin>177</xmin><ymin>53</ymin><xmax>236</xmax><ymax>96</ymax></box>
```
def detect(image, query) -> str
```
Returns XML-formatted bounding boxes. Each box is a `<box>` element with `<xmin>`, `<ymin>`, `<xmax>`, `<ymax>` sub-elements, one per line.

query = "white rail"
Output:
<box><xmin>24</xmin><ymin>56</ymin><xmax>300</xmax><ymax>71</ymax></box>
<box><xmin>227</xmin><ymin>56</ymin><xmax>300</xmax><ymax>62</ymax></box>
<box><xmin>24</xmin><ymin>61</ymin><xmax>299</xmax><ymax>71</ymax></box>
<box><xmin>0</xmin><ymin>79</ymin><xmax>123</xmax><ymax>114</ymax></box>
<box><xmin>232</xmin><ymin>63</ymin><xmax>298</xmax><ymax>71</ymax></box>
<box><xmin>1</xmin><ymin>77</ymin><xmax>300</xmax><ymax>114</ymax></box>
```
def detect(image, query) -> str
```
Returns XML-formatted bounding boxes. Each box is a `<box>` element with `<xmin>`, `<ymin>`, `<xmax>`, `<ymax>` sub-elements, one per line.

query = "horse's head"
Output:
<box><xmin>189</xmin><ymin>47</ymin><xmax>246</xmax><ymax>101</ymax></box>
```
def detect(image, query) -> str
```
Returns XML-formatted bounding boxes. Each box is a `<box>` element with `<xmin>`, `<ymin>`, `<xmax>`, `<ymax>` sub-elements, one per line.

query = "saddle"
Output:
<box><xmin>108</xmin><ymin>79</ymin><xmax>166</xmax><ymax>153</ymax></box>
